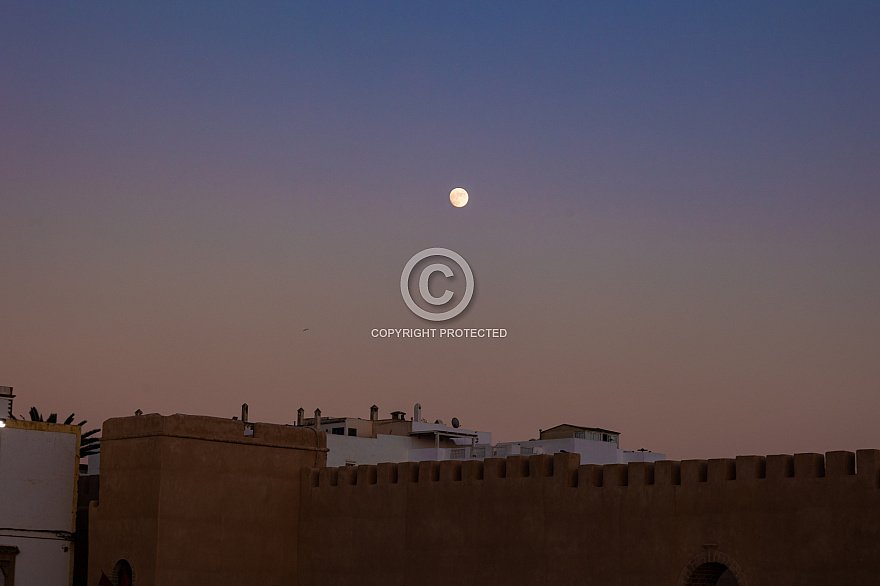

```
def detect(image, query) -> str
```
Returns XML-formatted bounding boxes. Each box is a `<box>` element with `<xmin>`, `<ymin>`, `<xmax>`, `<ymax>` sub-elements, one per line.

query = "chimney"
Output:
<box><xmin>314</xmin><ymin>408</ymin><xmax>322</xmax><ymax>430</ymax></box>
<box><xmin>241</xmin><ymin>403</ymin><xmax>249</xmax><ymax>423</ymax></box>
<box><xmin>370</xmin><ymin>405</ymin><xmax>378</xmax><ymax>421</ymax></box>
<box><xmin>413</xmin><ymin>403</ymin><xmax>421</xmax><ymax>422</ymax></box>
<box><xmin>297</xmin><ymin>407</ymin><xmax>305</xmax><ymax>427</ymax></box>
<box><xmin>0</xmin><ymin>386</ymin><xmax>14</xmax><ymax>419</ymax></box>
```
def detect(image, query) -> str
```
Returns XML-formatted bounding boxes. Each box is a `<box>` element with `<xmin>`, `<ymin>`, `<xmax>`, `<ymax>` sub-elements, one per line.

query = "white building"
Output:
<box><xmin>299</xmin><ymin>404</ymin><xmax>491</xmax><ymax>468</ymax></box>
<box><xmin>0</xmin><ymin>387</ymin><xmax>80</xmax><ymax>586</ymax></box>
<box><xmin>300</xmin><ymin>405</ymin><xmax>663</xmax><ymax>467</ymax></box>
<box><xmin>492</xmin><ymin>423</ymin><xmax>665</xmax><ymax>464</ymax></box>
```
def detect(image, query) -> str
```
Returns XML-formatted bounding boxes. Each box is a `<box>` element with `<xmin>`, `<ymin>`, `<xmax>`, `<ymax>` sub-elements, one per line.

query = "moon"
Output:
<box><xmin>450</xmin><ymin>187</ymin><xmax>469</xmax><ymax>208</ymax></box>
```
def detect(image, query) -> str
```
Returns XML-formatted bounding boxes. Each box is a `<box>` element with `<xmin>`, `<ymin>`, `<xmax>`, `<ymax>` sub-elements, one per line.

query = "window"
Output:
<box><xmin>331</xmin><ymin>427</ymin><xmax>345</xmax><ymax>435</ymax></box>
<box><xmin>574</xmin><ymin>431</ymin><xmax>585</xmax><ymax>439</ymax></box>
<box><xmin>450</xmin><ymin>448</ymin><xmax>466</xmax><ymax>459</ymax></box>
<box><xmin>521</xmin><ymin>446</ymin><xmax>534</xmax><ymax>455</ymax></box>
<box><xmin>0</xmin><ymin>545</ymin><xmax>19</xmax><ymax>586</ymax></box>
<box><xmin>347</xmin><ymin>428</ymin><xmax>357</xmax><ymax>436</ymax></box>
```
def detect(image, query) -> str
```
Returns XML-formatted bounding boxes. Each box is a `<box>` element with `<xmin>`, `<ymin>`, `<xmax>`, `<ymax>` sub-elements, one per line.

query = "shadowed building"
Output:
<box><xmin>87</xmin><ymin>414</ymin><xmax>325</xmax><ymax>585</ymax></box>
<box><xmin>90</xmin><ymin>413</ymin><xmax>880</xmax><ymax>585</ymax></box>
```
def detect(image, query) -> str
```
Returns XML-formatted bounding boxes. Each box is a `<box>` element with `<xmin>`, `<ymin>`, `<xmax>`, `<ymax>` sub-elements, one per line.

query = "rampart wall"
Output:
<box><xmin>298</xmin><ymin>450</ymin><xmax>880</xmax><ymax>585</ymax></box>
<box><xmin>87</xmin><ymin>414</ymin><xmax>880</xmax><ymax>585</ymax></box>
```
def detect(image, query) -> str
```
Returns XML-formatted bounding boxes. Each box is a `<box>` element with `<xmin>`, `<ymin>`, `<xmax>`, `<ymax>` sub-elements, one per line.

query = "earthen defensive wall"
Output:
<box><xmin>89</xmin><ymin>415</ymin><xmax>880</xmax><ymax>585</ymax></box>
<box><xmin>298</xmin><ymin>451</ymin><xmax>880</xmax><ymax>585</ymax></box>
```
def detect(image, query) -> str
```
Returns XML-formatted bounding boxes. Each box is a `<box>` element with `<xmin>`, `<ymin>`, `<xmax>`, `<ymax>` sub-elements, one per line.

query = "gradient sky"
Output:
<box><xmin>2</xmin><ymin>2</ymin><xmax>879</xmax><ymax>460</ymax></box>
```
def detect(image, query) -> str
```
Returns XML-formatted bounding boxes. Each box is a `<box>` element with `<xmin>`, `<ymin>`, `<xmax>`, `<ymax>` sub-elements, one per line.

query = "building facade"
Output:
<box><xmin>0</xmin><ymin>416</ymin><xmax>80</xmax><ymax>586</ymax></box>
<box><xmin>301</xmin><ymin>405</ymin><xmax>662</xmax><ymax>467</ymax></box>
<box><xmin>88</xmin><ymin>414</ymin><xmax>325</xmax><ymax>585</ymax></box>
<box><xmin>493</xmin><ymin>422</ymin><xmax>665</xmax><ymax>464</ymax></box>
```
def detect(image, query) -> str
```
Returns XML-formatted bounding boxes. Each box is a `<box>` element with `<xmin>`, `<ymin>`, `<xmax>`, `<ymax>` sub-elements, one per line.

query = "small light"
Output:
<box><xmin>0</xmin><ymin>419</ymin><xmax>6</xmax><ymax>428</ymax></box>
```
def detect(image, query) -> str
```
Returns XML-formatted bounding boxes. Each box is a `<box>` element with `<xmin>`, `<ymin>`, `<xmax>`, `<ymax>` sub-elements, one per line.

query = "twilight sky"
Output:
<box><xmin>1</xmin><ymin>2</ymin><xmax>878</xmax><ymax>460</ymax></box>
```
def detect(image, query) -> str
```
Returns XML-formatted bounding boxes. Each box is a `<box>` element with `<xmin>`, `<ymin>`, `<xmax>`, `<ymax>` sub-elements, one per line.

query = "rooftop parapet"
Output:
<box><xmin>102</xmin><ymin>413</ymin><xmax>327</xmax><ymax>451</ymax></box>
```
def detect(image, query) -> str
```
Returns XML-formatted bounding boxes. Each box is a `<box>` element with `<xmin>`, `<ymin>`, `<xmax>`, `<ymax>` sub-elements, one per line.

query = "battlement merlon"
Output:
<box><xmin>305</xmin><ymin>449</ymin><xmax>880</xmax><ymax>489</ymax></box>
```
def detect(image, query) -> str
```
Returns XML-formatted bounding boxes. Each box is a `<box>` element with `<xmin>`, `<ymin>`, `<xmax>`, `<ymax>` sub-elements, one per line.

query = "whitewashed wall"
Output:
<box><xmin>326</xmin><ymin>433</ymin><xmax>412</xmax><ymax>467</ymax></box>
<box><xmin>0</xmin><ymin>423</ymin><xmax>78</xmax><ymax>586</ymax></box>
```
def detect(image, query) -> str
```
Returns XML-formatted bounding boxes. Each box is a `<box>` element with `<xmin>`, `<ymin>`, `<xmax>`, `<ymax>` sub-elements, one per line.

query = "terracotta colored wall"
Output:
<box><xmin>88</xmin><ymin>414</ymin><xmax>880</xmax><ymax>584</ymax></box>
<box><xmin>89</xmin><ymin>414</ymin><xmax>326</xmax><ymax>586</ymax></box>
<box><xmin>298</xmin><ymin>450</ymin><xmax>880</xmax><ymax>585</ymax></box>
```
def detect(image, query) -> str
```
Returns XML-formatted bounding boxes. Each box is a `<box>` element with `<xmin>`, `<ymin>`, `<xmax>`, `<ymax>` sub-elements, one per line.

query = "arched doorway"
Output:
<box><xmin>679</xmin><ymin>551</ymin><xmax>747</xmax><ymax>586</ymax></box>
<box><xmin>112</xmin><ymin>559</ymin><xmax>133</xmax><ymax>586</ymax></box>
<box><xmin>687</xmin><ymin>562</ymin><xmax>738</xmax><ymax>585</ymax></box>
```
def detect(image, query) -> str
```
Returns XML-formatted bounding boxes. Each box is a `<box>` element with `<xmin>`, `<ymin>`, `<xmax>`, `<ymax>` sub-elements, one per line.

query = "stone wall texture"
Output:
<box><xmin>91</xmin><ymin>415</ymin><xmax>880</xmax><ymax>585</ymax></box>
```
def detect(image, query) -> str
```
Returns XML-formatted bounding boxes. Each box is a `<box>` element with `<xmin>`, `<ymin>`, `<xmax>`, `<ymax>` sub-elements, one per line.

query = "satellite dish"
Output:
<box><xmin>451</xmin><ymin>417</ymin><xmax>460</xmax><ymax>428</ymax></box>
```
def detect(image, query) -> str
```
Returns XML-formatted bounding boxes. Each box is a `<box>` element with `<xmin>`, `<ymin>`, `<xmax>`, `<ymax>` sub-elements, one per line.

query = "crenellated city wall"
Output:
<box><xmin>298</xmin><ymin>451</ymin><xmax>880</xmax><ymax>585</ymax></box>
<box><xmin>86</xmin><ymin>414</ymin><xmax>880</xmax><ymax>585</ymax></box>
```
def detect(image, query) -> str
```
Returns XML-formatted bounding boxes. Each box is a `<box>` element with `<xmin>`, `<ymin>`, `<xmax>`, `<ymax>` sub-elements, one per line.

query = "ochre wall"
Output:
<box><xmin>88</xmin><ymin>414</ymin><xmax>880</xmax><ymax>585</ymax></box>
<box><xmin>298</xmin><ymin>450</ymin><xmax>880</xmax><ymax>585</ymax></box>
<box><xmin>89</xmin><ymin>414</ymin><xmax>326</xmax><ymax>586</ymax></box>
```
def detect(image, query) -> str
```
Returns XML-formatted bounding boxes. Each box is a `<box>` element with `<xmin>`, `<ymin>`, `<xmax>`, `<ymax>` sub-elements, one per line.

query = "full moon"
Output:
<box><xmin>450</xmin><ymin>187</ymin><xmax>469</xmax><ymax>208</ymax></box>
